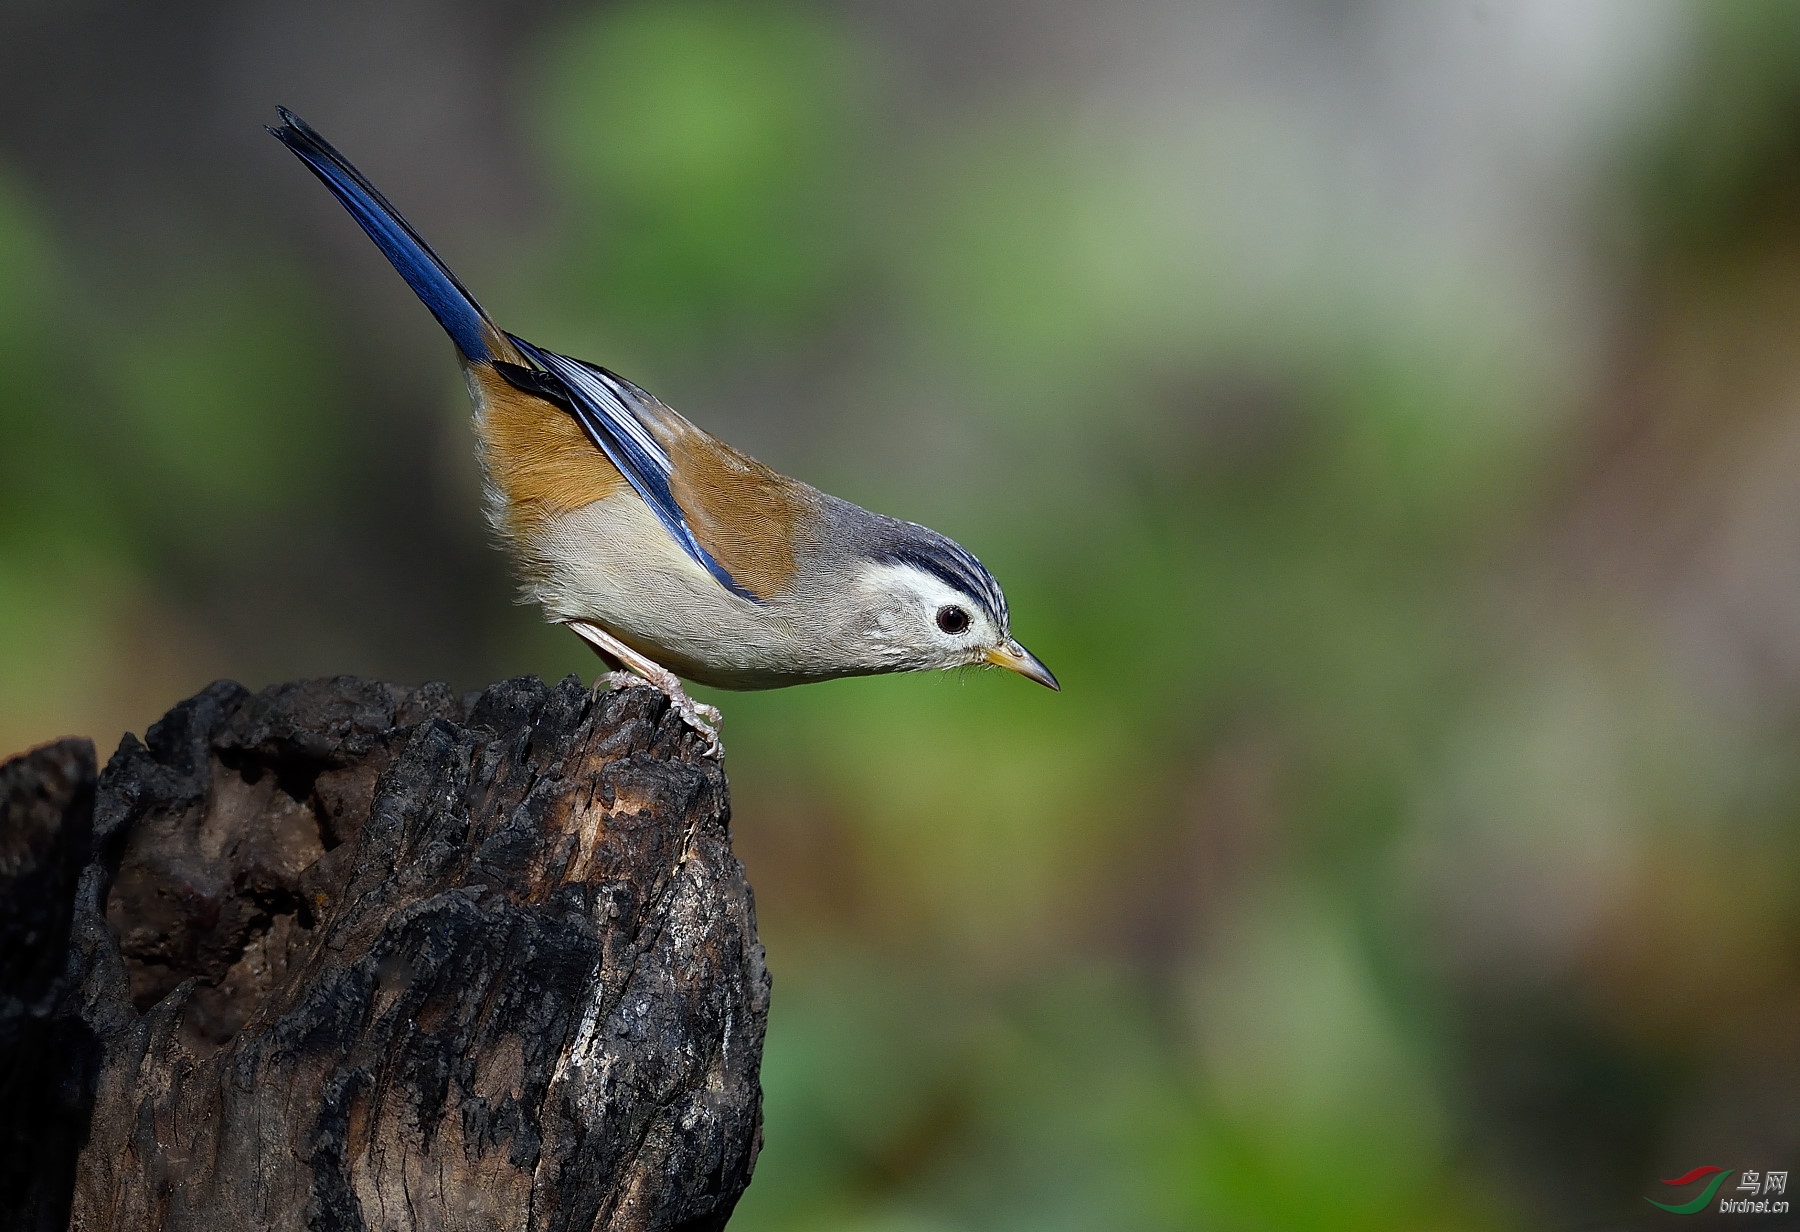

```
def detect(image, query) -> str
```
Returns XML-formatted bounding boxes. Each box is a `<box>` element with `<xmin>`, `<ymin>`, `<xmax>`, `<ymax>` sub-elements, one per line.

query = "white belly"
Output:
<box><xmin>519</xmin><ymin>493</ymin><xmax>822</xmax><ymax>689</ymax></box>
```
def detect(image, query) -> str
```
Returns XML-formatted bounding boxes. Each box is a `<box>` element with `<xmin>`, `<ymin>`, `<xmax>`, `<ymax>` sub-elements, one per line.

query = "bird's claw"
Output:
<box><xmin>604</xmin><ymin>671</ymin><xmax>722</xmax><ymax>757</ymax></box>
<box><xmin>565</xmin><ymin>621</ymin><xmax>723</xmax><ymax>757</ymax></box>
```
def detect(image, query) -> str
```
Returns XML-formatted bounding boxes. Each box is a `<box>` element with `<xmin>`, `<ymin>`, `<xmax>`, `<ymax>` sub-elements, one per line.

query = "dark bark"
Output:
<box><xmin>0</xmin><ymin>736</ymin><xmax>100</xmax><ymax>1232</ymax></box>
<box><xmin>0</xmin><ymin>675</ymin><xmax>768</xmax><ymax>1232</ymax></box>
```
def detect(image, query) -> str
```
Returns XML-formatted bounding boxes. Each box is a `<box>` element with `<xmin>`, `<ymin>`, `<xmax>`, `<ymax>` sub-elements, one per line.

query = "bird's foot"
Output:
<box><xmin>563</xmin><ymin>620</ymin><xmax>722</xmax><ymax>756</ymax></box>
<box><xmin>605</xmin><ymin>671</ymin><xmax>722</xmax><ymax>755</ymax></box>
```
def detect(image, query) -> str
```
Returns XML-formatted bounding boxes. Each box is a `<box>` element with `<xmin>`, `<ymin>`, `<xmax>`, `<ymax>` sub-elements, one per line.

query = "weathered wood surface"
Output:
<box><xmin>0</xmin><ymin>735</ymin><xmax>99</xmax><ymax>1232</ymax></box>
<box><xmin>0</xmin><ymin>675</ymin><xmax>768</xmax><ymax>1232</ymax></box>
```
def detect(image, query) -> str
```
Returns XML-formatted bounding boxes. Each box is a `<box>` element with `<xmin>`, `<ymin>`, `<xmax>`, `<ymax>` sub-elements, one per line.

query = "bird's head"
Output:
<box><xmin>847</xmin><ymin>519</ymin><xmax>1058</xmax><ymax>689</ymax></box>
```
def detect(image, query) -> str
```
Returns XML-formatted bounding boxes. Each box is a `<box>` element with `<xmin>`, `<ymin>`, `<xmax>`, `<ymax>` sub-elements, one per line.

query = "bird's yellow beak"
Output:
<box><xmin>984</xmin><ymin>640</ymin><xmax>1060</xmax><ymax>691</ymax></box>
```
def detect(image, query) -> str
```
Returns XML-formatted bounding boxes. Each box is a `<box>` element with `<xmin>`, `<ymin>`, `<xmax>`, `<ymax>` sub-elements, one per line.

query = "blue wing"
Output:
<box><xmin>505</xmin><ymin>335</ymin><xmax>757</xmax><ymax>602</ymax></box>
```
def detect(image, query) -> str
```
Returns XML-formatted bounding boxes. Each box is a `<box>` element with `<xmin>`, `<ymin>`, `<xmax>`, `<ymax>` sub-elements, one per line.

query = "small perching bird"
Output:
<box><xmin>269</xmin><ymin>109</ymin><xmax>1056</xmax><ymax>753</ymax></box>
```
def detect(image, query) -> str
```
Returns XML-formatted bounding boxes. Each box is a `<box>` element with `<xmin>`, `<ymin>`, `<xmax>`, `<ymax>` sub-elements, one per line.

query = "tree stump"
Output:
<box><xmin>0</xmin><ymin>675</ymin><xmax>769</xmax><ymax>1232</ymax></box>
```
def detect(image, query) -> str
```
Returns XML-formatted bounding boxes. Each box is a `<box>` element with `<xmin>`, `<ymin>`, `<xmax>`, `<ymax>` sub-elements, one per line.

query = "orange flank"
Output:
<box><xmin>470</xmin><ymin>362</ymin><xmax>627</xmax><ymax>548</ymax></box>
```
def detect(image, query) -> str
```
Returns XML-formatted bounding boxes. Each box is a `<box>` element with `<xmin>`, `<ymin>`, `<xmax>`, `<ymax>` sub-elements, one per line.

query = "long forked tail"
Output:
<box><xmin>268</xmin><ymin>107</ymin><xmax>507</xmax><ymax>363</ymax></box>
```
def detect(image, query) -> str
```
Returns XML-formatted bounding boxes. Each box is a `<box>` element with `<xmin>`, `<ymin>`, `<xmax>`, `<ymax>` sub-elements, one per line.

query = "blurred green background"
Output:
<box><xmin>3</xmin><ymin>2</ymin><xmax>1799</xmax><ymax>1228</ymax></box>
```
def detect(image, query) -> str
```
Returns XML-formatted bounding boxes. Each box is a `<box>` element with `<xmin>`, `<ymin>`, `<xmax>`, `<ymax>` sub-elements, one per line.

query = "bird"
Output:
<box><xmin>268</xmin><ymin>108</ymin><xmax>1057</xmax><ymax>754</ymax></box>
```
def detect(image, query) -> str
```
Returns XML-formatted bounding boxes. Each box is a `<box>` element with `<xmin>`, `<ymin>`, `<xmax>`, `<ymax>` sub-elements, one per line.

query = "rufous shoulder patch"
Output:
<box><xmin>664</xmin><ymin>427</ymin><xmax>814</xmax><ymax>601</ymax></box>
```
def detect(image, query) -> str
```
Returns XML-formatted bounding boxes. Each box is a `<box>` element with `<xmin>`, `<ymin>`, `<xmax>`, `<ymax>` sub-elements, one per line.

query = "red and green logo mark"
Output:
<box><xmin>1647</xmin><ymin>1167</ymin><xmax>1735</xmax><ymax>1214</ymax></box>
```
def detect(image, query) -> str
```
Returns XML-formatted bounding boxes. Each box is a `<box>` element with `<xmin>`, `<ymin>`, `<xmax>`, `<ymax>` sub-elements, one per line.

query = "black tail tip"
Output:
<box><xmin>268</xmin><ymin>107</ymin><xmax>316</xmax><ymax>147</ymax></box>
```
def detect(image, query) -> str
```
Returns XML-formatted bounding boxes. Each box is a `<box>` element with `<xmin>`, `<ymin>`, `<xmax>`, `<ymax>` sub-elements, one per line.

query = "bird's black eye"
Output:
<box><xmin>936</xmin><ymin>605</ymin><xmax>971</xmax><ymax>635</ymax></box>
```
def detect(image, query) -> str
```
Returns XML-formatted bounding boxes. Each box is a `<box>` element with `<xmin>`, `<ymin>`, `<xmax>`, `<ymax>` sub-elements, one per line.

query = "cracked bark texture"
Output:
<box><xmin>0</xmin><ymin>674</ymin><xmax>769</xmax><ymax>1232</ymax></box>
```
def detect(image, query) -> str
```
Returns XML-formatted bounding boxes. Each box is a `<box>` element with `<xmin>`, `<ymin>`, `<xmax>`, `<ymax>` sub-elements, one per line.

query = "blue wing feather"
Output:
<box><xmin>506</xmin><ymin>336</ymin><xmax>756</xmax><ymax>601</ymax></box>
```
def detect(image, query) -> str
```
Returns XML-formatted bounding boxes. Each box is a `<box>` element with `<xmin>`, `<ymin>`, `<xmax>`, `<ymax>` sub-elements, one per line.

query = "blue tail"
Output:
<box><xmin>269</xmin><ymin>108</ymin><xmax>496</xmax><ymax>362</ymax></box>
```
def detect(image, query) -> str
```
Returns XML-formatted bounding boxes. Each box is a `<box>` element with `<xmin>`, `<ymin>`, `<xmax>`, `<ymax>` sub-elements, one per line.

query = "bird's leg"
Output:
<box><xmin>564</xmin><ymin>620</ymin><xmax>722</xmax><ymax>756</ymax></box>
